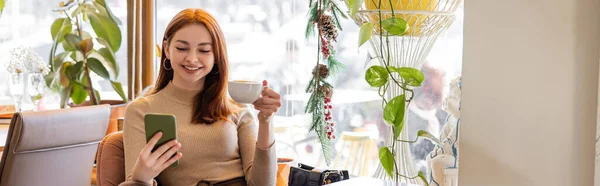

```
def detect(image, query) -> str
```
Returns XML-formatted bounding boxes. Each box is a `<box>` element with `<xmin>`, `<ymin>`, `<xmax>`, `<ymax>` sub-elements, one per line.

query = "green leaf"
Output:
<box><xmin>69</xmin><ymin>51</ymin><xmax>84</xmax><ymax>64</ymax></box>
<box><xmin>94</xmin><ymin>88</ymin><xmax>102</xmax><ymax>102</ymax></box>
<box><xmin>81</xmin><ymin>31</ymin><xmax>93</xmax><ymax>40</ymax></box>
<box><xmin>87</xmin><ymin>11</ymin><xmax>121</xmax><ymax>52</ymax></box>
<box><xmin>71</xmin><ymin>83</ymin><xmax>88</xmax><ymax>105</ymax></box>
<box><xmin>387</xmin><ymin>66</ymin><xmax>399</xmax><ymax>73</ymax></box>
<box><xmin>0</xmin><ymin>0</ymin><xmax>5</xmax><ymax>16</ymax></box>
<box><xmin>359</xmin><ymin>22</ymin><xmax>373</xmax><ymax>47</ymax></box>
<box><xmin>71</xmin><ymin>4</ymin><xmax>84</xmax><ymax>18</ymax></box>
<box><xmin>392</xmin><ymin>124</ymin><xmax>404</xmax><ymax>140</ymax></box>
<box><xmin>88</xmin><ymin>58</ymin><xmax>110</xmax><ymax>79</ymax></box>
<box><xmin>51</xmin><ymin>18</ymin><xmax>72</xmax><ymax>43</ymax></box>
<box><xmin>384</xmin><ymin>94</ymin><xmax>406</xmax><ymax>130</ymax></box>
<box><xmin>64</xmin><ymin>34</ymin><xmax>82</xmax><ymax>51</ymax></box>
<box><xmin>60</xmin><ymin>85</ymin><xmax>73</xmax><ymax>108</ymax></box>
<box><xmin>110</xmin><ymin>81</ymin><xmax>128</xmax><ymax>102</ymax></box>
<box><xmin>418</xmin><ymin>130</ymin><xmax>442</xmax><ymax>147</ymax></box>
<box><xmin>69</xmin><ymin>61</ymin><xmax>84</xmax><ymax>80</ymax></box>
<box><xmin>94</xmin><ymin>0</ymin><xmax>122</xmax><ymax>25</ymax></box>
<box><xmin>52</xmin><ymin>51</ymin><xmax>72</xmax><ymax>72</ymax></box>
<box><xmin>97</xmin><ymin>48</ymin><xmax>118</xmax><ymax>76</ymax></box>
<box><xmin>379</xmin><ymin>147</ymin><xmax>395</xmax><ymax>178</ymax></box>
<box><xmin>418</xmin><ymin>171</ymin><xmax>429</xmax><ymax>186</ymax></box>
<box><xmin>62</xmin><ymin>39</ymin><xmax>76</xmax><ymax>52</ymax></box>
<box><xmin>365</xmin><ymin>65</ymin><xmax>388</xmax><ymax>87</ymax></box>
<box><xmin>398</xmin><ymin>67</ymin><xmax>425</xmax><ymax>87</ymax></box>
<box><xmin>348</xmin><ymin>0</ymin><xmax>364</xmax><ymax>16</ymax></box>
<box><xmin>382</xmin><ymin>17</ymin><xmax>409</xmax><ymax>36</ymax></box>
<box><xmin>44</xmin><ymin>71</ymin><xmax>56</xmax><ymax>89</ymax></box>
<box><xmin>49</xmin><ymin>18</ymin><xmax>73</xmax><ymax>71</ymax></box>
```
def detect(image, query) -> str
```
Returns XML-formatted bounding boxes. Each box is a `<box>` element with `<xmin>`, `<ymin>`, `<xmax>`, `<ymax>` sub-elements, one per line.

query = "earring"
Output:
<box><xmin>163</xmin><ymin>58</ymin><xmax>172</xmax><ymax>70</ymax></box>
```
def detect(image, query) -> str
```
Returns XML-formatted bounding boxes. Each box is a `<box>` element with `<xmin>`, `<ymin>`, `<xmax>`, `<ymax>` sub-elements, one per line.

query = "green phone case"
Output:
<box><xmin>144</xmin><ymin>113</ymin><xmax>179</xmax><ymax>167</ymax></box>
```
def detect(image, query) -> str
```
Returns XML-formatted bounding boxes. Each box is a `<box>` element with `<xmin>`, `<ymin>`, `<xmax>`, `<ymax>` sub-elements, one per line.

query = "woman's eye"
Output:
<box><xmin>176</xmin><ymin>47</ymin><xmax>188</xmax><ymax>51</ymax></box>
<box><xmin>199</xmin><ymin>50</ymin><xmax>210</xmax><ymax>53</ymax></box>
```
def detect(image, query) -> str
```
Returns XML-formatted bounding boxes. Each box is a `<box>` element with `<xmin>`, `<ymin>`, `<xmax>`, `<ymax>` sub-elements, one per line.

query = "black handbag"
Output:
<box><xmin>288</xmin><ymin>163</ymin><xmax>350</xmax><ymax>186</ymax></box>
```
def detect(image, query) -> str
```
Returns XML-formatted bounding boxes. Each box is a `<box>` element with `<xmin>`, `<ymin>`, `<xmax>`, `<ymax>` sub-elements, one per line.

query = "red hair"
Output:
<box><xmin>151</xmin><ymin>8</ymin><xmax>235</xmax><ymax>124</ymax></box>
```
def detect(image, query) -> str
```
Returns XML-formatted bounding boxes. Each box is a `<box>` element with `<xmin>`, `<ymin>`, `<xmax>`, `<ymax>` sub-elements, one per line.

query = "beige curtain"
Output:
<box><xmin>127</xmin><ymin>0</ymin><xmax>155</xmax><ymax>100</ymax></box>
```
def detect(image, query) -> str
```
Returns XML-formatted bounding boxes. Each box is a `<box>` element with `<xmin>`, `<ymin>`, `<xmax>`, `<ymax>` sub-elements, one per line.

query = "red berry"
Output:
<box><xmin>327</xmin><ymin>132</ymin><xmax>332</xmax><ymax>136</ymax></box>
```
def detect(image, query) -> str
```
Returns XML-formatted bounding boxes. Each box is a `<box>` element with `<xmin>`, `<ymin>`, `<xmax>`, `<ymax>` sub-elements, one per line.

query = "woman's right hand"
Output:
<box><xmin>131</xmin><ymin>132</ymin><xmax>183</xmax><ymax>184</ymax></box>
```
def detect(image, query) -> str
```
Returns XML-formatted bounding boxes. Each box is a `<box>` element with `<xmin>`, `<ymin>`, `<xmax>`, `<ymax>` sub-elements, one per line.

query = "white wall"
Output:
<box><xmin>459</xmin><ymin>0</ymin><xmax>600</xmax><ymax>185</ymax></box>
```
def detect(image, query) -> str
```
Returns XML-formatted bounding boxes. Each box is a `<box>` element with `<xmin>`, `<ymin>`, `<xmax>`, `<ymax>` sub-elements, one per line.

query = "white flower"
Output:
<box><xmin>5</xmin><ymin>46</ymin><xmax>50</xmax><ymax>76</ymax></box>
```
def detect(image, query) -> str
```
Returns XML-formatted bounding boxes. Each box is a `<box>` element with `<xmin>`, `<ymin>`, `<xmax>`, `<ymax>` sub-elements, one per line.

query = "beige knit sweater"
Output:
<box><xmin>119</xmin><ymin>82</ymin><xmax>277</xmax><ymax>186</ymax></box>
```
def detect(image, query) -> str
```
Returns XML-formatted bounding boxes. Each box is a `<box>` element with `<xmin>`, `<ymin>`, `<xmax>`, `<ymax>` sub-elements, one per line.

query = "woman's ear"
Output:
<box><xmin>163</xmin><ymin>40</ymin><xmax>170</xmax><ymax>59</ymax></box>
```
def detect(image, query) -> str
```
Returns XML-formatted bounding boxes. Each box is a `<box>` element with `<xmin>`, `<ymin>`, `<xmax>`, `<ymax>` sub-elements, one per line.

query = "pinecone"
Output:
<box><xmin>312</xmin><ymin>64</ymin><xmax>329</xmax><ymax>79</ymax></box>
<box><xmin>319</xmin><ymin>14</ymin><xmax>338</xmax><ymax>42</ymax></box>
<box><xmin>320</xmin><ymin>85</ymin><xmax>333</xmax><ymax>99</ymax></box>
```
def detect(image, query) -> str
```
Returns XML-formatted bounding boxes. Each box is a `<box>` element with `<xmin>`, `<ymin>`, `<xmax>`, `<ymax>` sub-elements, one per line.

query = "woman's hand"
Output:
<box><xmin>131</xmin><ymin>132</ymin><xmax>183</xmax><ymax>184</ymax></box>
<box><xmin>252</xmin><ymin>80</ymin><xmax>282</xmax><ymax>123</ymax></box>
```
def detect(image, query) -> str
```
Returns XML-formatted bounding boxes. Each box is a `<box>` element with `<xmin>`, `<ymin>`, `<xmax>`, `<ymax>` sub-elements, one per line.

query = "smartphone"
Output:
<box><xmin>144</xmin><ymin>113</ymin><xmax>179</xmax><ymax>167</ymax></box>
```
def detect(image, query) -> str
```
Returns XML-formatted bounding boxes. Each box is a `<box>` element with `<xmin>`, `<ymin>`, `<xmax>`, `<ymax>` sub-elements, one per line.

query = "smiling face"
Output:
<box><xmin>164</xmin><ymin>23</ymin><xmax>215</xmax><ymax>90</ymax></box>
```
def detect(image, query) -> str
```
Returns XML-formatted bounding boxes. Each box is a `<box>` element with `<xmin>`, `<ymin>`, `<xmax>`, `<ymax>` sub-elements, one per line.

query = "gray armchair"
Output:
<box><xmin>0</xmin><ymin>105</ymin><xmax>110</xmax><ymax>186</ymax></box>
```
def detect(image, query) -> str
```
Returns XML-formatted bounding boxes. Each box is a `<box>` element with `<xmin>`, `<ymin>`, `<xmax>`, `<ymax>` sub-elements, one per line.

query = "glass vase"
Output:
<box><xmin>27</xmin><ymin>73</ymin><xmax>45</xmax><ymax>111</ymax></box>
<box><xmin>8</xmin><ymin>72</ymin><xmax>25</xmax><ymax>112</ymax></box>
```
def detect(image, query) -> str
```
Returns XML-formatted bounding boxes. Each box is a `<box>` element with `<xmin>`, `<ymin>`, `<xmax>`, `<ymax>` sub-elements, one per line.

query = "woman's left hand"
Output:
<box><xmin>252</xmin><ymin>80</ymin><xmax>281</xmax><ymax>123</ymax></box>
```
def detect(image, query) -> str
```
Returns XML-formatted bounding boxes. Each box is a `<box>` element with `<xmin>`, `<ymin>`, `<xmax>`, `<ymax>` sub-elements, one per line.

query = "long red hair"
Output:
<box><xmin>151</xmin><ymin>8</ymin><xmax>235</xmax><ymax>124</ymax></box>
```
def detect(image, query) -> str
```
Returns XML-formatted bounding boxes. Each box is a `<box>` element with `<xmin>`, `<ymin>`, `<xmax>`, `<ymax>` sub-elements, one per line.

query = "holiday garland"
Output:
<box><xmin>304</xmin><ymin>0</ymin><xmax>347</xmax><ymax>166</ymax></box>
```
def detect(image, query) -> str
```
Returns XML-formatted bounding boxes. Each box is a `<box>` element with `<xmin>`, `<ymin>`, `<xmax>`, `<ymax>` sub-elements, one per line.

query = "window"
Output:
<box><xmin>155</xmin><ymin>0</ymin><xmax>463</xmax><ymax>177</ymax></box>
<box><xmin>0</xmin><ymin>0</ymin><xmax>128</xmax><ymax>109</ymax></box>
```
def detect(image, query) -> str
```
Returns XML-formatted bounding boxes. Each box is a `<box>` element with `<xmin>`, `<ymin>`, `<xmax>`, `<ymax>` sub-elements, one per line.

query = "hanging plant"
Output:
<box><xmin>304</xmin><ymin>0</ymin><xmax>348</xmax><ymax>166</ymax></box>
<box><xmin>346</xmin><ymin>0</ymin><xmax>442</xmax><ymax>184</ymax></box>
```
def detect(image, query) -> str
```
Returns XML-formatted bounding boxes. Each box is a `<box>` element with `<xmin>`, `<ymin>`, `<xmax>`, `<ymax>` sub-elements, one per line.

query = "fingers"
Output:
<box><xmin>149</xmin><ymin>139</ymin><xmax>180</xmax><ymax>160</ymax></box>
<box><xmin>254</xmin><ymin>96</ymin><xmax>281</xmax><ymax>106</ymax></box>
<box><xmin>253</xmin><ymin>105</ymin><xmax>278</xmax><ymax>114</ymax></box>
<box><xmin>261</xmin><ymin>87</ymin><xmax>281</xmax><ymax>99</ymax></box>
<box><xmin>141</xmin><ymin>132</ymin><xmax>163</xmax><ymax>157</ymax></box>
<box><xmin>157</xmin><ymin>142</ymin><xmax>181</xmax><ymax>165</ymax></box>
<box><xmin>159</xmin><ymin>152</ymin><xmax>183</xmax><ymax>170</ymax></box>
<box><xmin>255</xmin><ymin>80</ymin><xmax>281</xmax><ymax>116</ymax></box>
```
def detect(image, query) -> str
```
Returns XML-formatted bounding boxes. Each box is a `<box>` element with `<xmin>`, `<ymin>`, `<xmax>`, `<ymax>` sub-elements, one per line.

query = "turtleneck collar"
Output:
<box><xmin>159</xmin><ymin>81</ymin><xmax>202</xmax><ymax>106</ymax></box>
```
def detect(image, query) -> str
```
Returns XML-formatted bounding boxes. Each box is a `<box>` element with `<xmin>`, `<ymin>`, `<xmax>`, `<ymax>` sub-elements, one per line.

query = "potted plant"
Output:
<box><xmin>45</xmin><ymin>0</ymin><xmax>126</xmax><ymax>134</ymax></box>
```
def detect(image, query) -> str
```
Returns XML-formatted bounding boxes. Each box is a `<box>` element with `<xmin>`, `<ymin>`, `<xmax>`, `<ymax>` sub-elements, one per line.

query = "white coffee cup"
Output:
<box><xmin>228</xmin><ymin>80</ymin><xmax>262</xmax><ymax>104</ymax></box>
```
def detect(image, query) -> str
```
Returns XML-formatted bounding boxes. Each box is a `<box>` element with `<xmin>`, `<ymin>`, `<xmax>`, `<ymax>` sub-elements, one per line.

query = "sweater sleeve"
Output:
<box><xmin>236</xmin><ymin>109</ymin><xmax>277</xmax><ymax>186</ymax></box>
<box><xmin>119</xmin><ymin>98</ymin><xmax>158</xmax><ymax>186</ymax></box>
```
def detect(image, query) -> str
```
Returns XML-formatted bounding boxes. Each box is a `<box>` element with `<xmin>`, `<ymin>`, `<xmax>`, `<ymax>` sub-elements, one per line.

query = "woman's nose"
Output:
<box><xmin>187</xmin><ymin>52</ymin><xmax>198</xmax><ymax>63</ymax></box>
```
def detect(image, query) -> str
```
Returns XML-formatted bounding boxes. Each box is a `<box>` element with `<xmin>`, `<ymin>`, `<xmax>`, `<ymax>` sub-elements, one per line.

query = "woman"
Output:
<box><xmin>120</xmin><ymin>8</ymin><xmax>280</xmax><ymax>186</ymax></box>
